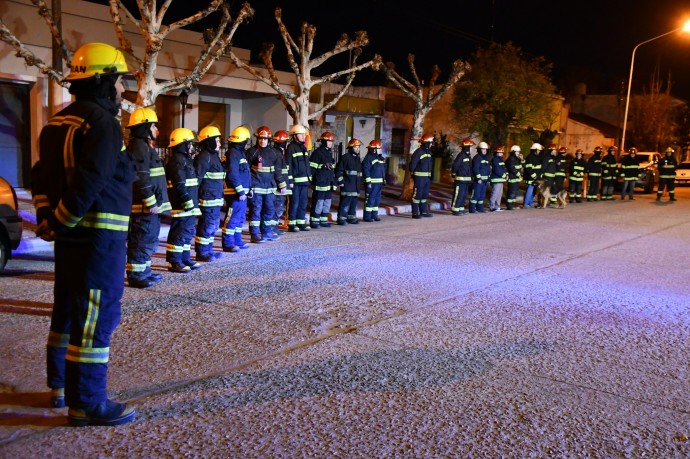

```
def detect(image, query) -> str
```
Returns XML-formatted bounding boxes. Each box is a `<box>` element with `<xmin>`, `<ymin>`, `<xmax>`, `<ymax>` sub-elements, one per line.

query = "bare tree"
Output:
<box><xmin>227</xmin><ymin>7</ymin><xmax>382</xmax><ymax>126</ymax></box>
<box><xmin>109</xmin><ymin>0</ymin><xmax>253</xmax><ymax>108</ymax></box>
<box><xmin>629</xmin><ymin>69</ymin><xmax>680</xmax><ymax>151</ymax></box>
<box><xmin>0</xmin><ymin>0</ymin><xmax>71</xmax><ymax>83</ymax></box>
<box><xmin>383</xmin><ymin>54</ymin><xmax>470</xmax><ymax>200</ymax></box>
<box><xmin>1</xmin><ymin>0</ymin><xmax>254</xmax><ymax>111</ymax></box>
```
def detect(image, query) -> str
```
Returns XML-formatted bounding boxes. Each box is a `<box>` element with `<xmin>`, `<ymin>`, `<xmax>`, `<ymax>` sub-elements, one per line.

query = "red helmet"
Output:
<box><xmin>495</xmin><ymin>145</ymin><xmax>505</xmax><ymax>153</ymax></box>
<box><xmin>462</xmin><ymin>138</ymin><xmax>474</xmax><ymax>147</ymax></box>
<box><xmin>273</xmin><ymin>130</ymin><xmax>289</xmax><ymax>142</ymax></box>
<box><xmin>558</xmin><ymin>146</ymin><xmax>567</xmax><ymax>153</ymax></box>
<box><xmin>548</xmin><ymin>143</ymin><xmax>557</xmax><ymax>150</ymax></box>
<box><xmin>575</xmin><ymin>149</ymin><xmax>583</xmax><ymax>154</ymax></box>
<box><xmin>255</xmin><ymin>126</ymin><xmax>271</xmax><ymax>139</ymax></box>
<box><xmin>368</xmin><ymin>139</ymin><xmax>383</xmax><ymax>149</ymax></box>
<box><xmin>420</xmin><ymin>134</ymin><xmax>434</xmax><ymax>143</ymax></box>
<box><xmin>348</xmin><ymin>138</ymin><xmax>362</xmax><ymax>148</ymax></box>
<box><xmin>594</xmin><ymin>146</ymin><xmax>603</xmax><ymax>152</ymax></box>
<box><xmin>320</xmin><ymin>131</ymin><xmax>335</xmax><ymax>141</ymax></box>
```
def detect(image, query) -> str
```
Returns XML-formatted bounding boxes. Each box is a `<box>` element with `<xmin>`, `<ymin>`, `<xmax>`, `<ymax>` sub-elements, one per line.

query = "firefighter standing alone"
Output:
<box><xmin>32</xmin><ymin>42</ymin><xmax>136</xmax><ymax>426</ymax></box>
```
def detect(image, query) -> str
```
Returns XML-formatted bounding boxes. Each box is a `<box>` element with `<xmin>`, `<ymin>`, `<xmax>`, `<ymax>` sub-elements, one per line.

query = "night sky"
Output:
<box><xmin>87</xmin><ymin>0</ymin><xmax>690</xmax><ymax>99</ymax></box>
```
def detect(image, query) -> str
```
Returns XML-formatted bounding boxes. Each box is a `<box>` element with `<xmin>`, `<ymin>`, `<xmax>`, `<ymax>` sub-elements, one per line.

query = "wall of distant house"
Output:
<box><xmin>561</xmin><ymin>120</ymin><xmax>609</xmax><ymax>153</ymax></box>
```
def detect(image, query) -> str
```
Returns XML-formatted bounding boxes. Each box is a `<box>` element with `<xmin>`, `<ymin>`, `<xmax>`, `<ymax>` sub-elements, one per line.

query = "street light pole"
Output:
<box><xmin>179</xmin><ymin>89</ymin><xmax>189</xmax><ymax>128</ymax></box>
<box><xmin>621</xmin><ymin>21</ymin><xmax>690</xmax><ymax>153</ymax></box>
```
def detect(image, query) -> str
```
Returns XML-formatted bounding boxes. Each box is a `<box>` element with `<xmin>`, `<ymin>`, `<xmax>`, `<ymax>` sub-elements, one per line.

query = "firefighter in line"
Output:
<box><xmin>247</xmin><ymin>126</ymin><xmax>286</xmax><ymax>242</ymax></box>
<box><xmin>32</xmin><ymin>42</ymin><xmax>136</xmax><ymax>426</ymax></box>
<box><xmin>361</xmin><ymin>139</ymin><xmax>387</xmax><ymax>222</ymax></box>
<box><xmin>568</xmin><ymin>149</ymin><xmax>586</xmax><ymax>203</ymax></box>
<box><xmin>449</xmin><ymin>138</ymin><xmax>473</xmax><ymax>215</ymax></box>
<box><xmin>309</xmin><ymin>131</ymin><xmax>337</xmax><ymax>228</ymax></box>
<box><xmin>286</xmin><ymin>124</ymin><xmax>312</xmax><ymax>232</ymax></box>
<box><xmin>542</xmin><ymin>144</ymin><xmax>558</xmax><ymax>204</ymax></box>
<box><xmin>540</xmin><ymin>146</ymin><xmax>558</xmax><ymax>206</ymax></box>
<box><xmin>272</xmin><ymin>130</ymin><xmax>291</xmax><ymax>233</ymax></box>
<box><xmin>165</xmin><ymin>128</ymin><xmax>202</xmax><ymax>272</ymax></box>
<box><xmin>489</xmin><ymin>145</ymin><xmax>507</xmax><ymax>211</ymax></box>
<box><xmin>126</xmin><ymin>107</ymin><xmax>170</xmax><ymax>288</ymax></box>
<box><xmin>601</xmin><ymin>146</ymin><xmax>618</xmax><ymax>200</ymax></box>
<box><xmin>657</xmin><ymin>147</ymin><xmax>678</xmax><ymax>201</ymax></box>
<box><xmin>553</xmin><ymin>146</ymin><xmax>568</xmax><ymax>203</ymax></box>
<box><xmin>221</xmin><ymin>126</ymin><xmax>252</xmax><ymax>252</ymax></box>
<box><xmin>619</xmin><ymin>147</ymin><xmax>640</xmax><ymax>200</ymax></box>
<box><xmin>505</xmin><ymin>145</ymin><xmax>524</xmax><ymax>210</ymax></box>
<box><xmin>335</xmin><ymin>138</ymin><xmax>363</xmax><ymax>224</ymax></box>
<box><xmin>469</xmin><ymin>141</ymin><xmax>491</xmax><ymax>213</ymax></box>
<box><xmin>194</xmin><ymin>125</ymin><xmax>225</xmax><ymax>261</ymax></box>
<box><xmin>409</xmin><ymin>134</ymin><xmax>434</xmax><ymax>218</ymax></box>
<box><xmin>522</xmin><ymin>142</ymin><xmax>543</xmax><ymax>208</ymax></box>
<box><xmin>586</xmin><ymin>146</ymin><xmax>603</xmax><ymax>201</ymax></box>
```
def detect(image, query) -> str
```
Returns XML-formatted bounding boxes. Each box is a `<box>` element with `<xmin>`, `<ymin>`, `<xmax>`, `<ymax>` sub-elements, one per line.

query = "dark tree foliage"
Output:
<box><xmin>453</xmin><ymin>43</ymin><xmax>557</xmax><ymax>147</ymax></box>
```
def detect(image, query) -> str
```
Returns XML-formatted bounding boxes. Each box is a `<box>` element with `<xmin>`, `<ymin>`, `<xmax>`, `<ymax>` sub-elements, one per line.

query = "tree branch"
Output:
<box><xmin>309</xmin><ymin>31</ymin><xmax>368</xmax><ymax>70</ymax></box>
<box><xmin>383</xmin><ymin>62</ymin><xmax>418</xmax><ymax>97</ymax></box>
<box><xmin>29</xmin><ymin>0</ymin><xmax>71</xmax><ymax>63</ymax></box>
<box><xmin>310</xmin><ymin>72</ymin><xmax>357</xmax><ymax>120</ymax></box>
<box><xmin>184</xmin><ymin>3</ymin><xmax>254</xmax><ymax>88</ymax></box>
<box><xmin>312</xmin><ymin>54</ymin><xmax>382</xmax><ymax>86</ymax></box>
<box><xmin>274</xmin><ymin>8</ymin><xmax>301</xmax><ymax>77</ymax></box>
<box><xmin>226</xmin><ymin>48</ymin><xmax>297</xmax><ymax>102</ymax></box>
<box><xmin>163</xmin><ymin>0</ymin><xmax>222</xmax><ymax>37</ymax></box>
<box><xmin>0</xmin><ymin>19</ymin><xmax>65</xmax><ymax>82</ymax></box>
<box><xmin>109</xmin><ymin>0</ymin><xmax>137</xmax><ymax>66</ymax></box>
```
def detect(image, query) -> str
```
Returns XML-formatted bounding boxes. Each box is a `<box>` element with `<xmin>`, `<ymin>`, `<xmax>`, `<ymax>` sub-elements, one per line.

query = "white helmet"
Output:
<box><xmin>510</xmin><ymin>145</ymin><xmax>521</xmax><ymax>152</ymax></box>
<box><xmin>530</xmin><ymin>142</ymin><xmax>543</xmax><ymax>151</ymax></box>
<box><xmin>478</xmin><ymin>141</ymin><xmax>489</xmax><ymax>149</ymax></box>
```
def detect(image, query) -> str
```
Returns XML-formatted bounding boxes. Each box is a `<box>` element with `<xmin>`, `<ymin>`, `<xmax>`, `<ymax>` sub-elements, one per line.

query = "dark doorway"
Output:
<box><xmin>0</xmin><ymin>81</ymin><xmax>32</xmax><ymax>187</ymax></box>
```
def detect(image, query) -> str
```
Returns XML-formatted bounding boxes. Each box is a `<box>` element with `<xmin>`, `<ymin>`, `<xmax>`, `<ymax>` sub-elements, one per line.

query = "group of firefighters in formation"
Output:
<box><xmin>30</xmin><ymin>41</ymin><xmax>684</xmax><ymax>428</ymax></box>
<box><xmin>124</xmin><ymin>113</ymin><xmax>389</xmax><ymax>288</ymax></box>
<box><xmin>417</xmin><ymin>140</ymin><xmax>681</xmax><ymax>217</ymax></box>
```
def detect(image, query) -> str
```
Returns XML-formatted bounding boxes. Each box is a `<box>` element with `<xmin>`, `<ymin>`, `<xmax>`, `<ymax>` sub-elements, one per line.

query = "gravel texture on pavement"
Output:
<box><xmin>1</xmin><ymin>187</ymin><xmax>689</xmax><ymax>458</ymax></box>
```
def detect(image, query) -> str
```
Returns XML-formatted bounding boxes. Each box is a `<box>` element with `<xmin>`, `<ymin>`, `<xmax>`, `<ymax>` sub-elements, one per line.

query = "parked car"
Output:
<box><xmin>617</xmin><ymin>152</ymin><xmax>660</xmax><ymax>194</ymax></box>
<box><xmin>0</xmin><ymin>176</ymin><xmax>23</xmax><ymax>270</ymax></box>
<box><xmin>675</xmin><ymin>162</ymin><xmax>690</xmax><ymax>185</ymax></box>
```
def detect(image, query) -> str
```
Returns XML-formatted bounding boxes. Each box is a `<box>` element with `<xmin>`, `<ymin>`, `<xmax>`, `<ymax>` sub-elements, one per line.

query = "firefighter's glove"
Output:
<box><xmin>36</xmin><ymin>219</ymin><xmax>55</xmax><ymax>242</ymax></box>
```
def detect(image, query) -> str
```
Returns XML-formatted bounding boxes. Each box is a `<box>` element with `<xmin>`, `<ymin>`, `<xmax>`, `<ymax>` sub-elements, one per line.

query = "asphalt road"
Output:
<box><xmin>2</xmin><ymin>187</ymin><xmax>690</xmax><ymax>457</ymax></box>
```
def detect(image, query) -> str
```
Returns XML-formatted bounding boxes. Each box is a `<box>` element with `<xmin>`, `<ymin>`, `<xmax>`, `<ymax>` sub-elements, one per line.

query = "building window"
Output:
<box><xmin>391</xmin><ymin>128</ymin><xmax>406</xmax><ymax>156</ymax></box>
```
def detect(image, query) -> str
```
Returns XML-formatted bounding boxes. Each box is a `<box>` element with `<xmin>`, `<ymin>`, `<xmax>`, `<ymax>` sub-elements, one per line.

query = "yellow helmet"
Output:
<box><xmin>65</xmin><ymin>42</ymin><xmax>128</xmax><ymax>81</ymax></box>
<box><xmin>228</xmin><ymin>126</ymin><xmax>251</xmax><ymax>143</ymax></box>
<box><xmin>127</xmin><ymin>107</ymin><xmax>158</xmax><ymax>127</ymax></box>
<box><xmin>169</xmin><ymin>128</ymin><xmax>195</xmax><ymax>147</ymax></box>
<box><xmin>290</xmin><ymin>124</ymin><xmax>307</xmax><ymax>135</ymax></box>
<box><xmin>199</xmin><ymin>126</ymin><xmax>222</xmax><ymax>141</ymax></box>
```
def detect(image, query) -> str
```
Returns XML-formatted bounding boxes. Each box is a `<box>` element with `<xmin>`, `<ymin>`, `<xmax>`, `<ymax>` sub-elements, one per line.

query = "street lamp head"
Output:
<box><xmin>179</xmin><ymin>89</ymin><xmax>189</xmax><ymax>107</ymax></box>
<box><xmin>682</xmin><ymin>19</ymin><xmax>690</xmax><ymax>32</ymax></box>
